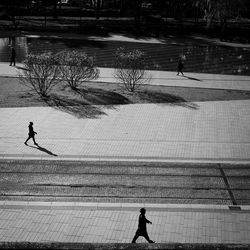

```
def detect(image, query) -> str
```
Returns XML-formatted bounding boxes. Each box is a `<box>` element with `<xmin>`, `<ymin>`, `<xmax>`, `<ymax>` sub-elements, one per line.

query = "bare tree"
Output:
<box><xmin>114</xmin><ymin>47</ymin><xmax>151</xmax><ymax>93</ymax></box>
<box><xmin>56</xmin><ymin>50</ymin><xmax>99</xmax><ymax>90</ymax></box>
<box><xmin>20</xmin><ymin>52</ymin><xmax>60</xmax><ymax>98</ymax></box>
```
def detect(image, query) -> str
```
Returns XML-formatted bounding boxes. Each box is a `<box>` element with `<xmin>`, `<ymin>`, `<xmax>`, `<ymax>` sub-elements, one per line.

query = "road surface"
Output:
<box><xmin>0</xmin><ymin>160</ymin><xmax>249</xmax><ymax>205</ymax></box>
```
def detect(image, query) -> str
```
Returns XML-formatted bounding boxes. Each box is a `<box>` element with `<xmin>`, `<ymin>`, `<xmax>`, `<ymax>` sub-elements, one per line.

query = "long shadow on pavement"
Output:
<box><xmin>15</xmin><ymin>66</ymin><xmax>29</xmax><ymax>71</ymax></box>
<box><xmin>76</xmin><ymin>85</ymin><xmax>250</xmax><ymax>108</ymax></box>
<box><xmin>45</xmin><ymin>88</ymin><xmax>198</xmax><ymax>116</ymax></box>
<box><xmin>44</xmin><ymin>95</ymin><xmax>108</xmax><ymax>119</ymax></box>
<box><xmin>27</xmin><ymin>144</ymin><xmax>58</xmax><ymax>157</ymax></box>
<box><xmin>183</xmin><ymin>75</ymin><xmax>202</xmax><ymax>82</ymax></box>
<box><xmin>75</xmin><ymin>87</ymin><xmax>131</xmax><ymax>105</ymax></box>
<box><xmin>136</xmin><ymin>91</ymin><xmax>199</xmax><ymax>110</ymax></box>
<box><xmin>75</xmin><ymin>87</ymin><xmax>198</xmax><ymax>109</ymax></box>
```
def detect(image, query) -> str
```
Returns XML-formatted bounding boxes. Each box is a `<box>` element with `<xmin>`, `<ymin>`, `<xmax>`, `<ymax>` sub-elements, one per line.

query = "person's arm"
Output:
<box><xmin>32</xmin><ymin>127</ymin><xmax>37</xmax><ymax>135</ymax></box>
<box><xmin>145</xmin><ymin>217</ymin><xmax>152</xmax><ymax>224</ymax></box>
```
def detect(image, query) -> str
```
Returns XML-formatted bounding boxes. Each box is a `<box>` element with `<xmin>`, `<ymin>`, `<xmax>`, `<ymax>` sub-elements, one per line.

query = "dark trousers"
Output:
<box><xmin>25</xmin><ymin>134</ymin><xmax>37</xmax><ymax>144</ymax></box>
<box><xmin>10</xmin><ymin>57</ymin><xmax>15</xmax><ymax>66</ymax></box>
<box><xmin>132</xmin><ymin>229</ymin><xmax>151</xmax><ymax>243</ymax></box>
<box><xmin>177</xmin><ymin>68</ymin><xmax>184</xmax><ymax>76</ymax></box>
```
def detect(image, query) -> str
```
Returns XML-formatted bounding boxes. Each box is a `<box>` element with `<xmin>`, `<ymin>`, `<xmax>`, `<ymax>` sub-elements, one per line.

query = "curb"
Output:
<box><xmin>1</xmin><ymin>201</ymin><xmax>250</xmax><ymax>212</ymax></box>
<box><xmin>1</xmin><ymin>155</ymin><xmax>250</xmax><ymax>164</ymax></box>
<box><xmin>0</xmin><ymin>242</ymin><xmax>250</xmax><ymax>250</ymax></box>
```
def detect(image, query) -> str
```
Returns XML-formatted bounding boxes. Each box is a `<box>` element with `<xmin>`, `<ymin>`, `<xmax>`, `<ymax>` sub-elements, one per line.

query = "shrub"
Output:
<box><xmin>56</xmin><ymin>50</ymin><xmax>99</xmax><ymax>90</ymax></box>
<box><xmin>20</xmin><ymin>52</ymin><xmax>60</xmax><ymax>98</ymax></box>
<box><xmin>114</xmin><ymin>47</ymin><xmax>151</xmax><ymax>92</ymax></box>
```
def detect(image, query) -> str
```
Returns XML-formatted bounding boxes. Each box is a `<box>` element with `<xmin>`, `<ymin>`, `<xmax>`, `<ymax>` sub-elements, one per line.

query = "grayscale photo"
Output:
<box><xmin>0</xmin><ymin>0</ymin><xmax>250</xmax><ymax>249</ymax></box>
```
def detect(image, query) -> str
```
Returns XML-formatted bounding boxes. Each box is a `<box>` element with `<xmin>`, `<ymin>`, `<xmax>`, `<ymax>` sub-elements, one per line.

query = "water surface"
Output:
<box><xmin>0</xmin><ymin>35</ymin><xmax>249</xmax><ymax>75</ymax></box>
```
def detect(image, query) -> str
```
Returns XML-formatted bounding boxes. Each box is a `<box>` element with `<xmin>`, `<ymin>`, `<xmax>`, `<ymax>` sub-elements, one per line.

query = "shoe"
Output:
<box><xmin>149</xmin><ymin>240</ymin><xmax>155</xmax><ymax>243</ymax></box>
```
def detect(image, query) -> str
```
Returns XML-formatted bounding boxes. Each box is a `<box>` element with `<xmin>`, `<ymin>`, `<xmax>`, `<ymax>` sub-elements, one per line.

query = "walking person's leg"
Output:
<box><xmin>24</xmin><ymin>135</ymin><xmax>31</xmax><ymax>145</ymax></box>
<box><xmin>132</xmin><ymin>231</ymin><xmax>140</xmax><ymax>243</ymax></box>
<box><xmin>10</xmin><ymin>57</ymin><xmax>14</xmax><ymax>66</ymax></box>
<box><xmin>32</xmin><ymin>136</ymin><xmax>38</xmax><ymax>145</ymax></box>
<box><xmin>143</xmin><ymin>232</ymin><xmax>155</xmax><ymax>243</ymax></box>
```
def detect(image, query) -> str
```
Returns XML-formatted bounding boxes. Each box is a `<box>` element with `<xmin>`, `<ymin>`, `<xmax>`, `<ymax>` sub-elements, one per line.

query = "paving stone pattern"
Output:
<box><xmin>0</xmin><ymin>205</ymin><xmax>250</xmax><ymax>244</ymax></box>
<box><xmin>0</xmin><ymin>100</ymin><xmax>250</xmax><ymax>161</ymax></box>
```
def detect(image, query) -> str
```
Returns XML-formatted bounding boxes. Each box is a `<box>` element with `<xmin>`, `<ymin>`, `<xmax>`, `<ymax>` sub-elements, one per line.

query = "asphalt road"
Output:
<box><xmin>0</xmin><ymin>160</ymin><xmax>249</xmax><ymax>205</ymax></box>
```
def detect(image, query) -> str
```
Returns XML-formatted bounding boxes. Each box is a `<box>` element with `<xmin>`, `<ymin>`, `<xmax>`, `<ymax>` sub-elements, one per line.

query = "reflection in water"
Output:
<box><xmin>0</xmin><ymin>36</ymin><xmax>249</xmax><ymax>75</ymax></box>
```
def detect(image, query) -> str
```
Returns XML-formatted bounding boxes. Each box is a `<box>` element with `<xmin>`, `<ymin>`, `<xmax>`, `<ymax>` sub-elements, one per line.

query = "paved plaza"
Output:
<box><xmin>0</xmin><ymin>62</ymin><xmax>250</xmax><ymax>247</ymax></box>
<box><xmin>0</xmin><ymin>201</ymin><xmax>250</xmax><ymax>245</ymax></box>
<box><xmin>1</xmin><ymin>100</ymin><xmax>250</xmax><ymax>162</ymax></box>
<box><xmin>0</xmin><ymin>63</ymin><xmax>250</xmax><ymax>162</ymax></box>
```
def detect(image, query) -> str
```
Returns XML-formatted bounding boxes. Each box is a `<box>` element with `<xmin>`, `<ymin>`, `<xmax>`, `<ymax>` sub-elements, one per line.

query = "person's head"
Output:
<box><xmin>140</xmin><ymin>208</ymin><xmax>146</xmax><ymax>215</ymax></box>
<box><xmin>29</xmin><ymin>122</ymin><xmax>33</xmax><ymax>125</ymax></box>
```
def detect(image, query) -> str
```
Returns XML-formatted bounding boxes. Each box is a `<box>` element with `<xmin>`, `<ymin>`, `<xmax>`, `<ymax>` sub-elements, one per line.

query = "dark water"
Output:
<box><xmin>1</xmin><ymin>36</ymin><xmax>250</xmax><ymax>75</ymax></box>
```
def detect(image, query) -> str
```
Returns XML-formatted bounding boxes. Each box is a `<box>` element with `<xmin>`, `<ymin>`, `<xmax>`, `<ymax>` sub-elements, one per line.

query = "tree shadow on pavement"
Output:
<box><xmin>44</xmin><ymin>94</ymin><xmax>108</xmax><ymax>119</ymax></box>
<box><xmin>137</xmin><ymin>91</ymin><xmax>199</xmax><ymax>109</ymax></box>
<box><xmin>75</xmin><ymin>87</ymin><xmax>198</xmax><ymax>109</ymax></box>
<box><xmin>27</xmin><ymin>144</ymin><xmax>58</xmax><ymax>157</ymax></box>
<box><xmin>75</xmin><ymin>87</ymin><xmax>131</xmax><ymax>105</ymax></box>
<box><xmin>72</xmin><ymin>88</ymin><xmax>198</xmax><ymax>110</ymax></box>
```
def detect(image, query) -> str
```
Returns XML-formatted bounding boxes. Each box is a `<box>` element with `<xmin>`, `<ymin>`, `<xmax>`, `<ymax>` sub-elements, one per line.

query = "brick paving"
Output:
<box><xmin>0</xmin><ymin>202</ymin><xmax>250</xmax><ymax>244</ymax></box>
<box><xmin>0</xmin><ymin>100</ymin><xmax>250</xmax><ymax>162</ymax></box>
<box><xmin>1</xmin><ymin>62</ymin><xmax>250</xmax><ymax>245</ymax></box>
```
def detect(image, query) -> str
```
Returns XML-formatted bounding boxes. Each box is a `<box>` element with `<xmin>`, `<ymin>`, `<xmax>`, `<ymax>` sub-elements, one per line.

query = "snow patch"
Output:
<box><xmin>192</xmin><ymin>35</ymin><xmax>250</xmax><ymax>48</ymax></box>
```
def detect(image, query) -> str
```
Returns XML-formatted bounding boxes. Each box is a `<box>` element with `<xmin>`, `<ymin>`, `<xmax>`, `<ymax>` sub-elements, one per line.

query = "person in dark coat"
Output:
<box><xmin>132</xmin><ymin>208</ymin><xmax>155</xmax><ymax>243</ymax></box>
<box><xmin>24</xmin><ymin>122</ymin><xmax>38</xmax><ymax>145</ymax></box>
<box><xmin>177</xmin><ymin>57</ymin><xmax>184</xmax><ymax>76</ymax></box>
<box><xmin>9</xmin><ymin>47</ymin><xmax>16</xmax><ymax>66</ymax></box>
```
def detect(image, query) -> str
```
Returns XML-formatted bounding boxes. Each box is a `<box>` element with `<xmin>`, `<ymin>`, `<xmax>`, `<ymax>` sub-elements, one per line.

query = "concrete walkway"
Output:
<box><xmin>1</xmin><ymin>62</ymin><xmax>250</xmax><ymax>246</ymax></box>
<box><xmin>0</xmin><ymin>62</ymin><xmax>250</xmax><ymax>162</ymax></box>
<box><xmin>1</xmin><ymin>63</ymin><xmax>250</xmax><ymax>91</ymax></box>
<box><xmin>1</xmin><ymin>100</ymin><xmax>250</xmax><ymax>162</ymax></box>
<box><xmin>0</xmin><ymin>201</ymin><xmax>250</xmax><ymax>245</ymax></box>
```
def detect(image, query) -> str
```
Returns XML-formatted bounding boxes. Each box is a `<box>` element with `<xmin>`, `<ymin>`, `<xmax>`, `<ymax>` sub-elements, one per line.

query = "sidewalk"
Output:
<box><xmin>0</xmin><ymin>201</ymin><xmax>250</xmax><ymax>246</ymax></box>
<box><xmin>1</xmin><ymin>63</ymin><xmax>250</xmax><ymax>247</ymax></box>
<box><xmin>1</xmin><ymin>62</ymin><xmax>250</xmax><ymax>91</ymax></box>
<box><xmin>0</xmin><ymin>100</ymin><xmax>250</xmax><ymax>162</ymax></box>
<box><xmin>1</xmin><ymin>62</ymin><xmax>250</xmax><ymax>162</ymax></box>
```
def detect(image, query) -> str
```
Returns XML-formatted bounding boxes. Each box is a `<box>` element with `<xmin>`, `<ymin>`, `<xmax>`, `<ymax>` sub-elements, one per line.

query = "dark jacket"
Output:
<box><xmin>177</xmin><ymin>58</ymin><xmax>184</xmax><ymax>71</ymax></box>
<box><xmin>28</xmin><ymin>124</ymin><xmax>35</xmax><ymax>136</ymax></box>
<box><xmin>137</xmin><ymin>214</ymin><xmax>151</xmax><ymax>232</ymax></box>
<box><xmin>11</xmin><ymin>48</ymin><xmax>16</xmax><ymax>58</ymax></box>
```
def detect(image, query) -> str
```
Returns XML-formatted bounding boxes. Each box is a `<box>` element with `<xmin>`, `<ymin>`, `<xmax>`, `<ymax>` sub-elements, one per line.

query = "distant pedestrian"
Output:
<box><xmin>132</xmin><ymin>208</ymin><xmax>155</xmax><ymax>243</ymax></box>
<box><xmin>24</xmin><ymin>122</ymin><xmax>38</xmax><ymax>145</ymax></box>
<box><xmin>9</xmin><ymin>47</ymin><xmax>16</xmax><ymax>66</ymax></box>
<box><xmin>177</xmin><ymin>55</ymin><xmax>185</xmax><ymax>76</ymax></box>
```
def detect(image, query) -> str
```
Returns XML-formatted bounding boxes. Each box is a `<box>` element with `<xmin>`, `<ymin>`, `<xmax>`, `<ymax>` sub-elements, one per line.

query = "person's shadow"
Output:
<box><xmin>183</xmin><ymin>75</ymin><xmax>202</xmax><ymax>82</ymax></box>
<box><xmin>27</xmin><ymin>144</ymin><xmax>58</xmax><ymax>157</ymax></box>
<box><xmin>16</xmin><ymin>66</ymin><xmax>29</xmax><ymax>71</ymax></box>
